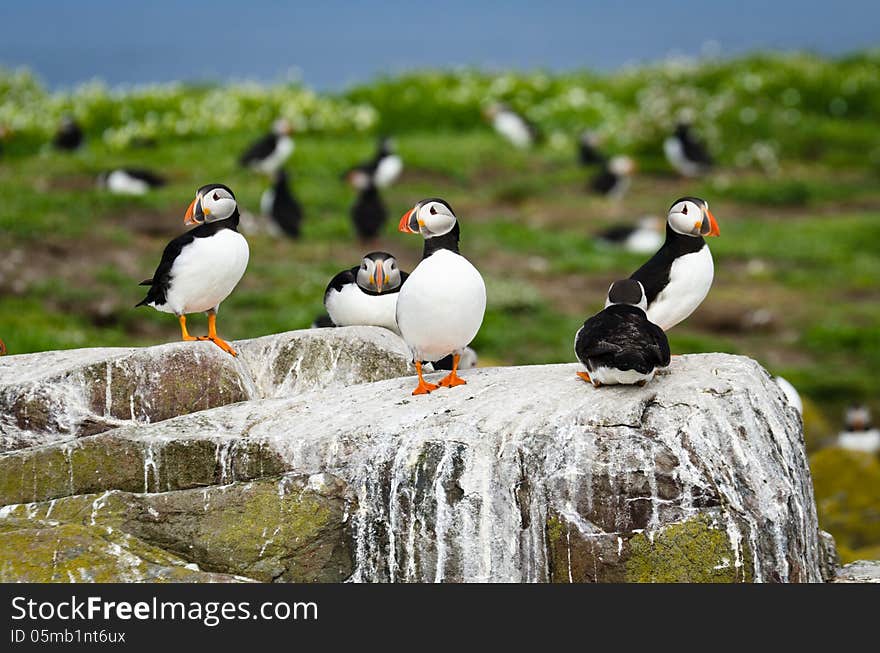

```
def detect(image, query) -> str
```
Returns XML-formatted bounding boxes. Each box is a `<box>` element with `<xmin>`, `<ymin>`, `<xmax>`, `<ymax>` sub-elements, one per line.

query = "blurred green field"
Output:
<box><xmin>1</xmin><ymin>53</ymin><xmax>879</xmax><ymax>561</ymax></box>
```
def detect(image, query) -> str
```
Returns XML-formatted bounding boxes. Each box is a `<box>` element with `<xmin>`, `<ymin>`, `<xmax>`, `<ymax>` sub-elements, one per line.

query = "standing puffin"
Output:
<box><xmin>578</xmin><ymin>130</ymin><xmax>606</xmax><ymax>166</ymax></box>
<box><xmin>596</xmin><ymin>216</ymin><xmax>664</xmax><ymax>254</ymax></box>
<box><xmin>260</xmin><ymin>168</ymin><xmax>303</xmax><ymax>238</ymax></box>
<box><xmin>484</xmin><ymin>103</ymin><xmax>540</xmax><ymax>149</ymax></box>
<box><xmin>396</xmin><ymin>198</ymin><xmax>486</xmax><ymax>395</ymax></box>
<box><xmin>589</xmin><ymin>155</ymin><xmax>636</xmax><ymax>199</ymax></box>
<box><xmin>239</xmin><ymin>118</ymin><xmax>294</xmax><ymax>175</ymax></box>
<box><xmin>664</xmin><ymin>122</ymin><xmax>713</xmax><ymax>177</ymax></box>
<box><xmin>837</xmin><ymin>405</ymin><xmax>880</xmax><ymax>454</ymax></box>
<box><xmin>630</xmin><ymin>197</ymin><xmax>720</xmax><ymax>331</ymax></box>
<box><xmin>53</xmin><ymin>115</ymin><xmax>84</xmax><ymax>151</ymax></box>
<box><xmin>575</xmin><ymin>279</ymin><xmax>670</xmax><ymax>387</ymax></box>
<box><xmin>97</xmin><ymin>168</ymin><xmax>166</xmax><ymax>195</ymax></box>
<box><xmin>347</xmin><ymin>137</ymin><xmax>403</xmax><ymax>189</ymax></box>
<box><xmin>345</xmin><ymin>168</ymin><xmax>387</xmax><ymax>242</ymax></box>
<box><xmin>136</xmin><ymin>183</ymin><xmax>249</xmax><ymax>356</ymax></box>
<box><xmin>324</xmin><ymin>252</ymin><xmax>408</xmax><ymax>333</ymax></box>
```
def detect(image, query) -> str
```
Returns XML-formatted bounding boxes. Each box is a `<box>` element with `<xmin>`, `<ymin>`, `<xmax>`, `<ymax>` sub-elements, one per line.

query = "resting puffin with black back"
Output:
<box><xmin>53</xmin><ymin>115</ymin><xmax>84</xmax><ymax>151</ymax></box>
<box><xmin>324</xmin><ymin>252</ymin><xmax>408</xmax><ymax>333</ymax></box>
<box><xmin>239</xmin><ymin>118</ymin><xmax>294</xmax><ymax>175</ymax></box>
<box><xmin>260</xmin><ymin>168</ymin><xmax>303</xmax><ymax>238</ymax></box>
<box><xmin>630</xmin><ymin>197</ymin><xmax>719</xmax><ymax>331</ymax></box>
<box><xmin>345</xmin><ymin>168</ymin><xmax>387</xmax><ymax>242</ymax></box>
<box><xmin>589</xmin><ymin>155</ymin><xmax>636</xmax><ymax>198</ymax></box>
<box><xmin>575</xmin><ymin>279</ymin><xmax>670</xmax><ymax>387</ymax></box>
<box><xmin>347</xmin><ymin>137</ymin><xmax>403</xmax><ymax>189</ymax></box>
<box><xmin>137</xmin><ymin>183</ymin><xmax>249</xmax><ymax>356</ymax></box>
<box><xmin>664</xmin><ymin>122</ymin><xmax>713</xmax><ymax>177</ymax></box>
<box><xmin>578</xmin><ymin>130</ymin><xmax>606</xmax><ymax>166</ymax></box>
<box><xmin>396</xmin><ymin>198</ymin><xmax>486</xmax><ymax>395</ymax></box>
<box><xmin>98</xmin><ymin>168</ymin><xmax>166</xmax><ymax>195</ymax></box>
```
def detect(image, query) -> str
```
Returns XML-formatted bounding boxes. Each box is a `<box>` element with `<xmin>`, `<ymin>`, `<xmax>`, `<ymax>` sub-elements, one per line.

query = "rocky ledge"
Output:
<box><xmin>0</xmin><ymin>332</ymin><xmax>825</xmax><ymax>582</ymax></box>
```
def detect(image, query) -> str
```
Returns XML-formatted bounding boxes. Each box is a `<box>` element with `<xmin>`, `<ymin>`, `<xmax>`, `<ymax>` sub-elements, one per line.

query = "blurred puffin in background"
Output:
<box><xmin>578</xmin><ymin>130</ymin><xmax>606</xmax><ymax>166</ymax></box>
<box><xmin>664</xmin><ymin>122</ymin><xmax>713</xmax><ymax>177</ymax></box>
<box><xmin>837</xmin><ymin>405</ymin><xmax>880</xmax><ymax>453</ymax></box>
<box><xmin>396</xmin><ymin>198</ymin><xmax>486</xmax><ymax>394</ymax></box>
<box><xmin>349</xmin><ymin>137</ymin><xmax>403</xmax><ymax>189</ymax></box>
<box><xmin>484</xmin><ymin>102</ymin><xmax>540</xmax><ymax>149</ymax></box>
<box><xmin>324</xmin><ymin>252</ymin><xmax>408</xmax><ymax>333</ymax></box>
<box><xmin>260</xmin><ymin>168</ymin><xmax>303</xmax><ymax>239</ymax></box>
<box><xmin>239</xmin><ymin>118</ymin><xmax>294</xmax><ymax>175</ymax></box>
<box><xmin>97</xmin><ymin>168</ymin><xmax>166</xmax><ymax>195</ymax></box>
<box><xmin>574</xmin><ymin>279</ymin><xmax>670</xmax><ymax>387</ymax></box>
<box><xmin>345</xmin><ymin>167</ymin><xmax>387</xmax><ymax>242</ymax></box>
<box><xmin>137</xmin><ymin>183</ymin><xmax>249</xmax><ymax>356</ymax></box>
<box><xmin>596</xmin><ymin>215</ymin><xmax>664</xmax><ymax>254</ymax></box>
<box><xmin>53</xmin><ymin>115</ymin><xmax>84</xmax><ymax>151</ymax></box>
<box><xmin>589</xmin><ymin>155</ymin><xmax>636</xmax><ymax>199</ymax></box>
<box><xmin>630</xmin><ymin>196</ymin><xmax>720</xmax><ymax>331</ymax></box>
<box><xmin>775</xmin><ymin>376</ymin><xmax>803</xmax><ymax>416</ymax></box>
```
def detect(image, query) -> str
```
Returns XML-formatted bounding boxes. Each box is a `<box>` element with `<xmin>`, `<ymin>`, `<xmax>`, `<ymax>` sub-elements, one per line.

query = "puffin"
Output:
<box><xmin>630</xmin><ymin>196</ymin><xmax>720</xmax><ymax>331</ymax></box>
<box><xmin>239</xmin><ymin>118</ymin><xmax>294</xmax><ymax>175</ymax></box>
<box><xmin>484</xmin><ymin>103</ymin><xmax>540</xmax><ymax>149</ymax></box>
<box><xmin>589</xmin><ymin>155</ymin><xmax>636</xmax><ymax>198</ymax></box>
<box><xmin>774</xmin><ymin>376</ymin><xmax>803</xmax><ymax>416</ymax></box>
<box><xmin>664</xmin><ymin>122</ymin><xmax>713</xmax><ymax>177</ymax></box>
<box><xmin>324</xmin><ymin>252</ymin><xmax>408</xmax><ymax>333</ymax></box>
<box><xmin>53</xmin><ymin>115</ymin><xmax>84</xmax><ymax>151</ymax></box>
<box><xmin>578</xmin><ymin>130</ymin><xmax>606</xmax><ymax>166</ymax></box>
<box><xmin>345</xmin><ymin>168</ymin><xmax>387</xmax><ymax>242</ymax></box>
<box><xmin>97</xmin><ymin>168</ymin><xmax>166</xmax><ymax>195</ymax></box>
<box><xmin>574</xmin><ymin>279</ymin><xmax>670</xmax><ymax>387</ymax></box>
<box><xmin>837</xmin><ymin>405</ymin><xmax>880</xmax><ymax>454</ymax></box>
<box><xmin>348</xmin><ymin>137</ymin><xmax>403</xmax><ymax>189</ymax></box>
<box><xmin>136</xmin><ymin>183</ymin><xmax>249</xmax><ymax>356</ymax></box>
<box><xmin>396</xmin><ymin>198</ymin><xmax>486</xmax><ymax>395</ymax></box>
<box><xmin>260</xmin><ymin>168</ymin><xmax>303</xmax><ymax>238</ymax></box>
<box><xmin>596</xmin><ymin>216</ymin><xmax>664</xmax><ymax>254</ymax></box>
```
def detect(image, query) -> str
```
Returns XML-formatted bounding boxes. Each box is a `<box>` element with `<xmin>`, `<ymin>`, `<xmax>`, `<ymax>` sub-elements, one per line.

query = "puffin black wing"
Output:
<box><xmin>124</xmin><ymin>168</ymin><xmax>166</xmax><ymax>187</ymax></box>
<box><xmin>590</xmin><ymin>168</ymin><xmax>618</xmax><ymax>195</ymax></box>
<box><xmin>351</xmin><ymin>187</ymin><xmax>387</xmax><ymax>240</ymax></box>
<box><xmin>323</xmin><ymin>266</ymin><xmax>359</xmax><ymax>304</ymax></box>
<box><xmin>647</xmin><ymin>321</ymin><xmax>671</xmax><ymax>367</ymax></box>
<box><xmin>682</xmin><ymin>132</ymin><xmax>713</xmax><ymax>167</ymax></box>
<box><xmin>269</xmin><ymin>172</ymin><xmax>303</xmax><ymax>238</ymax></box>
<box><xmin>239</xmin><ymin>133</ymin><xmax>278</xmax><ymax>167</ymax></box>
<box><xmin>576</xmin><ymin>305</ymin><xmax>668</xmax><ymax>375</ymax></box>
<box><xmin>597</xmin><ymin>224</ymin><xmax>635</xmax><ymax>243</ymax></box>
<box><xmin>136</xmin><ymin>230</ymin><xmax>197</xmax><ymax>307</ymax></box>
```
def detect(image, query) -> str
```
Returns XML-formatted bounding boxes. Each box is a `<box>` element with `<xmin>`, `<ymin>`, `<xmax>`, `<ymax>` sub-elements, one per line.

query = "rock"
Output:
<box><xmin>0</xmin><ymin>472</ymin><xmax>353</xmax><ymax>582</ymax></box>
<box><xmin>818</xmin><ymin>530</ymin><xmax>841</xmax><ymax>582</ymax></box>
<box><xmin>0</xmin><ymin>327</ymin><xmax>411</xmax><ymax>452</ymax></box>
<box><xmin>832</xmin><ymin>560</ymin><xmax>880</xmax><ymax>583</ymax></box>
<box><xmin>0</xmin><ymin>517</ymin><xmax>253</xmax><ymax>583</ymax></box>
<box><xmin>0</xmin><ymin>353</ymin><xmax>823</xmax><ymax>582</ymax></box>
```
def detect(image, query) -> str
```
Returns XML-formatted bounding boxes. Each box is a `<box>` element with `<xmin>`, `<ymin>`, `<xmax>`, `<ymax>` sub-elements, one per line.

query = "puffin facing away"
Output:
<box><xmin>630</xmin><ymin>197</ymin><xmax>719</xmax><ymax>331</ymax></box>
<box><xmin>575</xmin><ymin>279</ymin><xmax>670</xmax><ymax>387</ymax></box>
<box><xmin>484</xmin><ymin>103</ymin><xmax>540</xmax><ymax>149</ymax></box>
<box><xmin>346</xmin><ymin>168</ymin><xmax>387</xmax><ymax>242</ymax></box>
<box><xmin>596</xmin><ymin>215</ymin><xmax>664</xmax><ymax>254</ymax></box>
<box><xmin>396</xmin><ymin>198</ymin><xmax>486</xmax><ymax>395</ymax></box>
<box><xmin>260</xmin><ymin>168</ymin><xmax>303</xmax><ymax>238</ymax></box>
<box><xmin>837</xmin><ymin>405</ymin><xmax>880</xmax><ymax>453</ymax></box>
<box><xmin>239</xmin><ymin>118</ymin><xmax>294</xmax><ymax>175</ymax></box>
<box><xmin>589</xmin><ymin>155</ymin><xmax>636</xmax><ymax>198</ymax></box>
<box><xmin>324</xmin><ymin>252</ymin><xmax>408</xmax><ymax>334</ymax></box>
<box><xmin>98</xmin><ymin>168</ymin><xmax>166</xmax><ymax>195</ymax></box>
<box><xmin>137</xmin><ymin>183</ymin><xmax>249</xmax><ymax>356</ymax></box>
<box><xmin>664</xmin><ymin>122</ymin><xmax>713</xmax><ymax>177</ymax></box>
<box><xmin>53</xmin><ymin>115</ymin><xmax>83</xmax><ymax>151</ymax></box>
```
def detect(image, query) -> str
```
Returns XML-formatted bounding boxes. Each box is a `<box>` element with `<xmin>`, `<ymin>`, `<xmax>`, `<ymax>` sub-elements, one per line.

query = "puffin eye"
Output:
<box><xmin>429</xmin><ymin>206</ymin><xmax>437</xmax><ymax>215</ymax></box>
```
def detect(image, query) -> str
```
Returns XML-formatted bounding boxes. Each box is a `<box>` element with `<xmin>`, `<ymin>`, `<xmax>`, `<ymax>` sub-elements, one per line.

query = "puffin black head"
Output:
<box><xmin>184</xmin><ymin>183</ymin><xmax>238</xmax><ymax>226</ymax></box>
<box><xmin>845</xmin><ymin>404</ymin><xmax>872</xmax><ymax>432</ymax></box>
<box><xmin>667</xmin><ymin>196</ymin><xmax>719</xmax><ymax>238</ymax></box>
<box><xmin>356</xmin><ymin>251</ymin><xmax>403</xmax><ymax>294</ymax></box>
<box><xmin>399</xmin><ymin>198</ymin><xmax>457</xmax><ymax>238</ymax></box>
<box><xmin>605</xmin><ymin>279</ymin><xmax>648</xmax><ymax>312</ymax></box>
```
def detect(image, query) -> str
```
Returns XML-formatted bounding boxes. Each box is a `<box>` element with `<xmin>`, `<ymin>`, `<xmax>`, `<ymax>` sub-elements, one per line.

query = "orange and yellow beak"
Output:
<box><xmin>184</xmin><ymin>195</ymin><xmax>206</xmax><ymax>226</ymax></box>
<box><xmin>703</xmin><ymin>209</ymin><xmax>720</xmax><ymax>237</ymax></box>
<box><xmin>399</xmin><ymin>207</ymin><xmax>419</xmax><ymax>234</ymax></box>
<box><xmin>371</xmin><ymin>264</ymin><xmax>386</xmax><ymax>292</ymax></box>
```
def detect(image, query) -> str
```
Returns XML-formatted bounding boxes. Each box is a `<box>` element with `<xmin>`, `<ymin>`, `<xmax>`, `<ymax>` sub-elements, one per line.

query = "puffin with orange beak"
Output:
<box><xmin>323</xmin><ymin>252</ymin><xmax>408</xmax><ymax>334</ymax></box>
<box><xmin>395</xmin><ymin>198</ymin><xmax>486</xmax><ymax>395</ymax></box>
<box><xmin>629</xmin><ymin>196</ymin><xmax>720</xmax><ymax>331</ymax></box>
<box><xmin>136</xmin><ymin>183</ymin><xmax>249</xmax><ymax>356</ymax></box>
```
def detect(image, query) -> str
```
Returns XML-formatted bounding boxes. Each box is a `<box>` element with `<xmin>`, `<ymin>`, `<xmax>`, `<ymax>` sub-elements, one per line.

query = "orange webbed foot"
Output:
<box><xmin>209</xmin><ymin>337</ymin><xmax>238</xmax><ymax>357</ymax></box>
<box><xmin>412</xmin><ymin>380</ymin><xmax>439</xmax><ymax>395</ymax></box>
<box><xmin>576</xmin><ymin>371</ymin><xmax>592</xmax><ymax>383</ymax></box>
<box><xmin>438</xmin><ymin>373</ymin><xmax>466</xmax><ymax>388</ymax></box>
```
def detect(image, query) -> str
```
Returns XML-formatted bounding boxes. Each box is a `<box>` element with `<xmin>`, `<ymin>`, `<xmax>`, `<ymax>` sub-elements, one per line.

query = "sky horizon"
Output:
<box><xmin>1</xmin><ymin>1</ymin><xmax>877</xmax><ymax>90</ymax></box>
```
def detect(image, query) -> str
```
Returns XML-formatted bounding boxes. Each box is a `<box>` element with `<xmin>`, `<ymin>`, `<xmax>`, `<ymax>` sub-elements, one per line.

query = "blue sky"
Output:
<box><xmin>1</xmin><ymin>1</ymin><xmax>877</xmax><ymax>89</ymax></box>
